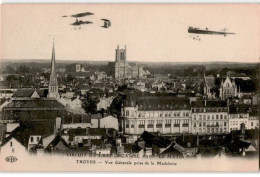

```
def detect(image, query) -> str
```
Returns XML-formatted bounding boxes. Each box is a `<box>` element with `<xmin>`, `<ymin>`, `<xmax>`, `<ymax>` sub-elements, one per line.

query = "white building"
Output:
<box><xmin>191</xmin><ymin>100</ymin><xmax>229</xmax><ymax>134</ymax></box>
<box><xmin>229</xmin><ymin>113</ymin><xmax>249</xmax><ymax>131</ymax></box>
<box><xmin>91</xmin><ymin>115</ymin><xmax>118</xmax><ymax>130</ymax></box>
<box><xmin>123</xmin><ymin>94</ymin><xmax>192</xmax><ymax>137</ymax></box>
<box><xmin>28</xmin><ymin>135</ymin><xmax>42</xmax><ymax>151</ymax></box>
<box><xmin>97</xmin><ymin>96</ymin><xmax>114</xmax><ymax>111</ymax></box>
<box><xmin>248</xmin><ymin>113</ymin><xmax>259</xmax><ymax>130</ymax></box>
<box><xmin>219</xmin><ymin>76</ymin><xmax>238</xmax><ymax>100</ymax></box>
<box><xmin>0</xmin><ymin>137</ymin><xmax>27</xmax><ymax>158</ymax></box>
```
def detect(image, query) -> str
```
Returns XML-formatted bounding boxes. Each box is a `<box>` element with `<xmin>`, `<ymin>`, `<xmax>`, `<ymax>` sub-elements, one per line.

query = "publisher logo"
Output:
<box><xmin>5</xmin><ymin>156</ymin><xmax>18</xmax><ymax>163</ymax></box>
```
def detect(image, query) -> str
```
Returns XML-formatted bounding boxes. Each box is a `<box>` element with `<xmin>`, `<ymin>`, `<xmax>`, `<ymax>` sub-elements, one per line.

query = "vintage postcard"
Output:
<box><xmin>0</xmin><ymin>3</ymin><xmax>259</xmax><ymax>172</ymax></box>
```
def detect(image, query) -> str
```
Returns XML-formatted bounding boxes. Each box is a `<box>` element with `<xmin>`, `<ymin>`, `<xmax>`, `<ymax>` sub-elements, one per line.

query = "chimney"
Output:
<box><xmin>157</xmin><ymin>131</ymin><xmax>161</xmax><ymax>137</ymax></box>
<box><xmin>187</xmin><ymin>142</ymin><xmax>191</xmax><ymax>148</ymax></box>
<box><xmin>240</xmin><ymin>123</ymin><xmax>245</xmax><ymax>141</ymax></box>
<box><xmin>55</xmin><ymin>117</ymin><xmax>62</xmax><ymax>135</ymax></box>
<box><xmin>98</xmin><ymin>116</ymin><xmax>100</xmax><ymax>128</ymax></box>
<box><xmin>196</xmin><ymin>133</ymin><xmax>199</xmax><ymax>147</ymax></box>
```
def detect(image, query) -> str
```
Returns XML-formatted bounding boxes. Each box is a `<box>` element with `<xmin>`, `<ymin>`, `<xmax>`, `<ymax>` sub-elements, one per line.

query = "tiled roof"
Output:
<box><xmin>4</xmin><ymin>99</ymin><xmax>65</xmax><ymax>109</ymax></box>
<box><xmin>12</xmin><ymin>89</ymin><xmax>48</xmax><ymax>98</ymax></box>
<box><xmin>1</xmin><ymin>122</ymin><xmax>54</xmax><ymax>147</ymax></box>
<box><xmin>125</xmin><ymin>93</ymin><xmax>190</xmax><ymax>110</ymax></box>
<box><xmin>191</xmin><ymin>100</ymin><xmax>227</xmax><ymax>108</ymax></box>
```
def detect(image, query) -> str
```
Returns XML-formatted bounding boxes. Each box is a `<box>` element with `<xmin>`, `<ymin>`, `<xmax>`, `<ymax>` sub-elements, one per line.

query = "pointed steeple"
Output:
<box><xmin>49</xmin><ymin>39</ymin><xmax>58</xmax><ymax>86</ymax></box>
<box><xmin>48</xmin><ymin>38</ymin><xmax>59</xmax><ymax>99</ymax></box>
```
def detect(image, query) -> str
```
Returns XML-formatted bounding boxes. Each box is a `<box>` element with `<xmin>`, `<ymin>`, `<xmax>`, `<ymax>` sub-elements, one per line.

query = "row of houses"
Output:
<box><xmin>122</xmin><ymin>94</ymin><xmax>259</xmax><ymax>140</ymax></box>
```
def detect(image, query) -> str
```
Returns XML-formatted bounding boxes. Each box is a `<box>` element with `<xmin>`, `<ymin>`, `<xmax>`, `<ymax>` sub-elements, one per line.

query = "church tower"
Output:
<box><xmin>48</xmin><ymin>40</ymin><xmax>59</xmax><ymax>99</ymax></box>
<box><xmin>115</xmin><ymin>45</ymin><xmax>127</xmax><ymax>80</ymax></box>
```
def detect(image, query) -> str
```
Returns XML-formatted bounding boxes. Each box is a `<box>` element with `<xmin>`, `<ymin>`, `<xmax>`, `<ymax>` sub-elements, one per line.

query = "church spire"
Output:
<box><xmin>49</xmin><ymin>39</ymin><xmax>57</xmax><ymax>86</ymax></box>
<box><xmin>48</xmin><ymin>38</ymin><xmax>59</xmax><ymax>99</ymax></box>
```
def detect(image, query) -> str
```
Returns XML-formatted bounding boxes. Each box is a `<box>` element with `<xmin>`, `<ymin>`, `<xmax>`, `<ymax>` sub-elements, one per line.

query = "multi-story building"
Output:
<box><xmin>122</xmin><ymin>93</ymin><xmax>192</xmax><ymax>138</ymax></box>
<box><xmin>191</xmin><ymin>100</ymin><xmax>229</xmax><ymax>134</ymax></box>
<box><xmin>248</xmin><ymin>108</ymin><xmax>259</xmax><ymax>130</ymax></box>
<box><xmin>229</xmin><ymin>110</ymin><xmax>249</xmax><ymax>131</ymax></box>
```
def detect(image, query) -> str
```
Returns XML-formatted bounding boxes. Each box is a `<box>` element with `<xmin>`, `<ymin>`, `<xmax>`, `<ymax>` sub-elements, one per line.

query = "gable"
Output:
<box><xmin>1</xmin><ymin>137</ymin><xmax>25</xmax><ymax>148</ymax></box>
<box><xmin>223</xmin><ymin>77</ymin><xmax>232</xmax><ymax>88</ymax></box>
<box><xmin>31</xmin><ymin>90</ymin><xmax>40</xmax><ymax>98</ymax></box>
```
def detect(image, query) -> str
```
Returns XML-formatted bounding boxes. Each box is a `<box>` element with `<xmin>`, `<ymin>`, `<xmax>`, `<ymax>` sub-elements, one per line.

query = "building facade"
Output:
<box><xmin>219</xmin><ymin>76</ymin><xmax>237</xmax><ymax>100</ymax></box>
<box><xmin>191</xmin><ymin>100</ymin><xmax>229</xmax><ymax>134</ymax></box>
<box><xmin>229</xmin><ymin>113</ymin><xmax>249</xmax><ymax>131</ymax></box>
<box><xmin>122</xmin><ymin>94</ymin><xmax>192</xmax><ymax>136</ymax></box>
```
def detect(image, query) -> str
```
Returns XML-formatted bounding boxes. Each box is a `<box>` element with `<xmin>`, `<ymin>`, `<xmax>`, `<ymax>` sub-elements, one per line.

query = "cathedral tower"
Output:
<box><xmin>115</xmin><ymin>45</ymin><xmax>127</xmax><ymax>80</ymax></box>
<box><xmin>48</xmin><ymin>40</ymin><xmax>59</xmax><ymax>99</ymax></box>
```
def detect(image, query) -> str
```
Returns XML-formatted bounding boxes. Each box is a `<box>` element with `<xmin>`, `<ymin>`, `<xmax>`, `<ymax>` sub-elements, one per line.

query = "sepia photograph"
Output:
<box><xmin>0</xmin><ymin>3</ymin><xmax>259</xmax><ymax>172</ymax></box>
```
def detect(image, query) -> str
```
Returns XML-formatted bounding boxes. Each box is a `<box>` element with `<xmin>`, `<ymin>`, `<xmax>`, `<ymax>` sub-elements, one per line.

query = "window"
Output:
<box><xmin>212</xmin><ymin>115</ymin><xmax>214</xmax><ymax>120</ymax></box>
<box><xmin>131</xmin><ymin>110</ymin><xmax>134</xmax><ymax>117</ymax></box>
<box><xmin>10</xmin><ymin>142</ymin><xmax>12</xmax><ymax>147</ymax></box>
<box><xmin>224</xmin><ymin>115</ymin><xmax>227</xmax><ymax>119</ymax></box>
<box><xmin>165</xmin><ymin>120</ymin><xmax>171</xmax><ymax>127</ymax></box>
<box><xmin>199</xmin><ymin>122</ymin><xmax>202</xmax><ymax>127</ymax></box>
<box><xmin>216</xmin><ymin>115</ymin><xmax>219</xmax><ymax>119</ymax></box>
<box><xmin>139</xmin><ymin>120</ymin><xmax>145</xmax><ymax>126</ymax></box>
<box><xmin>194</xmin><ymin>123</ymin><xmax>196</xmax><ymax>127</ymax></box>
<box><xmin>131</xmin><ymin>124</ymin><xmax>134</xmax><ymax>128</ymax></box>
<box><xmin>207</xmin><ymin>115</ymin><xmax>210</xmax><ymax>120</ymax></box>
<box><xmin>147</xmin><ymin>120</ymin><xmax>154</xmax><ymax>128</ymax></box>
<box><xmin>37</xmin><ymin>137</ymin><xmax>40</xmax><ymax>142</ymax></box>
<box><xmin>220</xmin><ymin>115</ymin><xmax>223</xmax><ymax>119</ymax></box>
<box><xmin>251</xmin><ymin>122</ymin><xmax>253</xmax><ymax>126</ymax></box>
<box><xmin>203</xmin><ymin>115</ymin><xmax>206</xmax><ymax>120</ymax></box>
<box><xmin>224</xmin><ymin>122</ymin><xmax>227</xmax><ymax>126</ymax></box>
<box><xmin>156</xmin><ymin>120</ymin><xmax>163</xmax><ymax>128</ymax></box>
<box><xmin>203</xmin><ymin>122</ymin><xmax>206</xmax><ymax>127</ymax></box>
<box><xmin>31</xmin><ymin>137</ymin><xmax>34</xmax><ymax>142</ymax></box>
<box><xmin>138</xmin><ymin>124</ymin><xmax>145</xmax><ymax>128</ymax></box>
<box><xmin>126</xmin><ymin>110</ymin><xmax>129</xmax><ymax>116</ymax></box>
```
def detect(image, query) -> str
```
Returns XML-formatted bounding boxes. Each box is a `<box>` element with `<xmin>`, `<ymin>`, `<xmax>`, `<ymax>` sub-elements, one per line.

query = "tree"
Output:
<box><xmin>67</xmin><ymin>74</ymin><xmax>75</xmax><ymax>83</ymax></box>
<box><xmin>83</xmin><ymin>96</ymin><xmax>97</xmax><ymax>114</ymax></box>
<box><xmin>5</xmin><ymin>75</ymin><xmax>18</xmax><ymax>88</ymax></box>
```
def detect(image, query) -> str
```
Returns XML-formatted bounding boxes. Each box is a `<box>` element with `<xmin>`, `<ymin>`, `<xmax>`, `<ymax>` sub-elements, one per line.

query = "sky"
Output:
<box><xmin>1</xmin><ymin>4</ymin><xmax>259</xmax><ymax>63</ymax></box>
